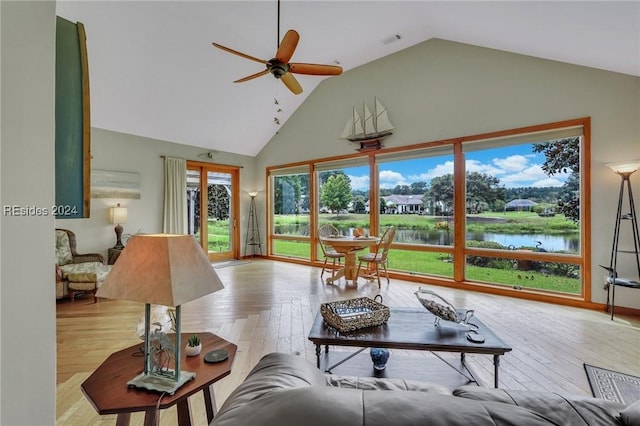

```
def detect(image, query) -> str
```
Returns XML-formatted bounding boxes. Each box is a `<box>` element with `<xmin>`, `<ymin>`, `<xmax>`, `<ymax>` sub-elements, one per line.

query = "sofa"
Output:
<box><xmin>55</xmin><ymin>228</ymin><xmax>111</xmax><ymax>302</ymax></box>
<box><xmin>211</xmin><ymin>352</ymin><xmax>639</xmax><ymax>426</ymax></box>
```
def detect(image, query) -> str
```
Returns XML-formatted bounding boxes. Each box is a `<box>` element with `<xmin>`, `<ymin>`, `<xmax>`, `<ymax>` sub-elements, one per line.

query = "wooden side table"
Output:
<box><xmin>108</xmin><ymin>248</ymin><xmax>123</xmax><ymax>265</ymax></box>
<box><xmin>81</xmin><ymin>332</ymin><xmax>237</xmax><ymax>426</ymax></box>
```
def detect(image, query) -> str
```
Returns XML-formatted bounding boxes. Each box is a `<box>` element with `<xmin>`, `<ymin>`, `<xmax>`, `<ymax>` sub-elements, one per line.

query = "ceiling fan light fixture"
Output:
<box><xmin>268</xmin><ymin>60</ymin><xmax>290</xmax><ymax>78</ymax></box>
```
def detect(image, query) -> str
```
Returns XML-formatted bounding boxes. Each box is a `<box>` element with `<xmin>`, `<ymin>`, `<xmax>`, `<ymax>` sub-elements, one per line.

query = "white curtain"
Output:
<box><xmin>163</xmin><ymin>157</ymin><xmax>187</xmax><ymax>234</ymax></box>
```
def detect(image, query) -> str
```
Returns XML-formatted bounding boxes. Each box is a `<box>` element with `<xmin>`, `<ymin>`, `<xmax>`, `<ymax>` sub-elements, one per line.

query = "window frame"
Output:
<box><xmin>265</xmin><ymin>117</ymin><xmax>591</xmax><ymax>303</ymax></box>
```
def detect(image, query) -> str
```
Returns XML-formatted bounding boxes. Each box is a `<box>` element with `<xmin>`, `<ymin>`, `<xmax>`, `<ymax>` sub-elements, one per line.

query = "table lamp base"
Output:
<box><xmin>127</xmin><ymin>370</ymin><xmax>196</xmax><ymax>395</ymax></box>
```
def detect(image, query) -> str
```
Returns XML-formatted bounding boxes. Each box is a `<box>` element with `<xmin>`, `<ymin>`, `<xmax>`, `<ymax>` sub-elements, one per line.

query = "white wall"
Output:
<box><xmin>257</xmin><ymin>38</ymin><xmax>640</xmax><ymax>309</ymax></box>
<box><xmin>56</xmin><ymin>128</ymin><xmax>257</xmax><ymax>258</ymax></box>
<box><xmin>1</xmin><ymin>1</ymin><xmax>57</xmax><ymax>424</ymax></box>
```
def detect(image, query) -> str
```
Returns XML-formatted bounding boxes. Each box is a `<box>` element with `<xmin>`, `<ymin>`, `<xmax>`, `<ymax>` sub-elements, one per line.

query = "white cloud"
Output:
<box><xmin>492</xmin><ymin>155</ymin><xmax>530</xmax><ymax>172</ymax></box>
<box><xmin>499</xmin><ymin>164</ymin><xmax>567</xmax><ymax>188</ymax></box>
<box><xmin>531</xmin><ymin>178</ymin><xmax>565</xmax><ymax>187</ymax></box>
<box><xmin>348</xmin><ymin>174</ymin><xmax>369</xmax><ymax>191</ymax></box>
<box><xmin>379</xmin><ymin>169</ymin><xmax>407</xmax><ymax>189</ymax></box>
<box><xmin>408</xmin><ymin>161</ymin><xmax>454</xmax><ymax>181</ymax></box>
<box><xmin>466</xmin><ymin>159</ymin><xmax>504</xmax><ymax>175</ymax></box>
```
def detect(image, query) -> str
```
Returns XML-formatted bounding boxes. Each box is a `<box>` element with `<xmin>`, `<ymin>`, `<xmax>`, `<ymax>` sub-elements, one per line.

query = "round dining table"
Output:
<box><xmin>320</xmin><ymin>236</ymin><xmax>381</xmax><ymax>284</ymax></box>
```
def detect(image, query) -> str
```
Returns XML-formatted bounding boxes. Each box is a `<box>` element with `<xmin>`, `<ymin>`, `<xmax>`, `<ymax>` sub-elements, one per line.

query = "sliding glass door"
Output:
<box><xmin>187</xmin><ymin>162</ymin><xmax>240</xmax><ymax>261</ymax></box>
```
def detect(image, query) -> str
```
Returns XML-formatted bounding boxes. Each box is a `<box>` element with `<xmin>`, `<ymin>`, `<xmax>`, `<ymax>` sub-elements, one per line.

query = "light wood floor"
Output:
<box><xmin>57</xmin><ymin>259</ymin><xmax>640</xmax><ymax>425</ymax></box>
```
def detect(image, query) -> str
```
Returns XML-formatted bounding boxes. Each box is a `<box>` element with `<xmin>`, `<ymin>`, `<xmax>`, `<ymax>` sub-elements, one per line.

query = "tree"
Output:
<box><xmin>428</xmin><ymin>174</ymin><xmax>454</xmax><ymax>214</ymax></box>
<box><xmin>427</xmin><ymin>172</ymin><xmax>505</xmax><ymax>214</ymax></box>
<box><xmin>352</xmin><ymin>195</ymin><xmax>367</xmax><ymax>213</ymax></box>
<box><xmin>208</xmin><ymin>184</ymin><xmax>230</xmax><ymax>220</ymax></box>
<box><xmin>409</xmin><ymin>181</ymin><xmax>428</xmax><ymax>194</ymax></box>
<box><xmin>392</xmin><ymin>184</ymin><xmax>411</xmax><ymax>195</ymax></box>
<box><xmin>320</xmin><ymin>174</ymin><xmax>353</xmax><ymax>214</ymax></box>
<box><xmin>466</xmin><ymin>172</ymin><xmax>505</xmax><ymax>213</ymax></box>
<box><xmin>533</xmin><ymin>137</ymin><xmax>580</xmax><ymax>222</ymax></box>
<box><xmin>273</xmin><ymin>174</ymin><xmax>309</xmax><ymax>214</ymax></box>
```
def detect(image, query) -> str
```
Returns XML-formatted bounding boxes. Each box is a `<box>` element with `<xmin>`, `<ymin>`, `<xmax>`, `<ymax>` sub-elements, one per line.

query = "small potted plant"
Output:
<box><xmin>185</xmin><ymin>334</ymin><xmax>202</xmax><ymax>356</ymax></box>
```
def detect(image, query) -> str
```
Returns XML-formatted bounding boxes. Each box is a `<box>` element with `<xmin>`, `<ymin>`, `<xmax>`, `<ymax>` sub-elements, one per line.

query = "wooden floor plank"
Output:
<box><xmin>57</xmin><ymin>259</ymin><xmax>640</xmax><ymax>425</ymax></box>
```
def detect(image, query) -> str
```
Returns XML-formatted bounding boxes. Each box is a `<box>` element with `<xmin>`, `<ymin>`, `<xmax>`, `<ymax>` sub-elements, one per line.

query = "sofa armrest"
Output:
<box><xmin>453</xmin><ymin>385</ymin><xmax>627</xmax><ymax>425</ymax></box>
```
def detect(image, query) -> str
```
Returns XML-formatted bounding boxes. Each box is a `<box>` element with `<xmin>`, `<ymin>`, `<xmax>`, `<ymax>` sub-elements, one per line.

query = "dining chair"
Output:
<box><xmin>318</xmin><ymin>224</ymin><xmax>346</xmax><ymax>279</ymax></box>
<box><xmin>355</xmin><ymin>226</ymin><xmax>396</xmax><ymax>288</ymax></box>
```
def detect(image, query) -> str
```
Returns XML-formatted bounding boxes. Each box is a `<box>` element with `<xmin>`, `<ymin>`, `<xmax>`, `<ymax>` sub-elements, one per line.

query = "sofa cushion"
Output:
<box><xmin>363</xmin><ymin>391</ymin><xmax>556</xmax><ymax>426</ymax></box>
<box><xmin>55</xmin><ymin>231</ymin><xmax>73</xmax><ymax>265</ymax></box>
<box><xmin>454</xmin><ymin>385</ymin><xmax>626</xmax><ymax>426</ymax></box>
<box><xmin>326</xmin><ymin>374</ymin><xmax>450</xmax><ymax>394</ymax></box>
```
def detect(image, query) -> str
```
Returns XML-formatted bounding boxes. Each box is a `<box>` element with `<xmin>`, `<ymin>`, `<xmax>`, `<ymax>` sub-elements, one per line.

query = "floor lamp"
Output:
<box><xmin>245</xmin><ymin>191</ymin><xmax>262</xmax><ymax>257</ymax></box>
<box><xmin>604</xmin><ymin>161</ymin><xmax>640</xmax><ymax>320</ymax></box>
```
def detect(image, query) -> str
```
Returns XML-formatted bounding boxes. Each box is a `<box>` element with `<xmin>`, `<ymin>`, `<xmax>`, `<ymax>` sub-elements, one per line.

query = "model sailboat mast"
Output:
<box><xmin>340</xmin><ymin>97</ymin><xmax>394</xmax><ymax>151</ymax></box>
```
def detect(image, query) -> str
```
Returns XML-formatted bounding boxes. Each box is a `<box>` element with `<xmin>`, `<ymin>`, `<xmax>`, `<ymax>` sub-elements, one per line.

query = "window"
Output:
<box><xmin>266</xmin><ymin>118</ymin><xmax>590</xmax><ymax>300</ymax></box>
<box><xmin>270</xmin><ymin>166</ymin><xmax>311</xmax><ymax>259</ymax></box>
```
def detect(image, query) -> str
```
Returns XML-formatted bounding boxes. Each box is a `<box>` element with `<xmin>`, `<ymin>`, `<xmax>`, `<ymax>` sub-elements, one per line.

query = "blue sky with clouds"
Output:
<box><xmin>345</xmin><ymin>143</ymin><xmax>571</xmax><ymax>191</ymax></box>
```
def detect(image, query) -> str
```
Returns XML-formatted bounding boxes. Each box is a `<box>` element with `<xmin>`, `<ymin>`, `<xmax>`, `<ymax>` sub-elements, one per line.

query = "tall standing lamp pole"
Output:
<box><xmin>245</xmin><ymin>191</ymin><xmax>262</xmax><ymax>257</ymax></box>
<box><xmin>604</xmin><ymin>161</ymin><xmax>640</xmax><ymax>320</ymax></box>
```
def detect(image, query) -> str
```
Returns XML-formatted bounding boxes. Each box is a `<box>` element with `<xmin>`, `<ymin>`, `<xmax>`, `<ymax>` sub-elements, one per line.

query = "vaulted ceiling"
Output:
<box><xmin>56</xmin><ymin>1</ymin><xmax>640</xmax><ymax>157</ymax></box>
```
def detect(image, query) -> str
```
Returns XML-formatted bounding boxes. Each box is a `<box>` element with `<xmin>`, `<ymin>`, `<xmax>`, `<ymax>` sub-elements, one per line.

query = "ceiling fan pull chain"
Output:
<box><xmin>277</xmin><ymin>0</ymin><xmax>280</xmax><ymax>49</ymax></box>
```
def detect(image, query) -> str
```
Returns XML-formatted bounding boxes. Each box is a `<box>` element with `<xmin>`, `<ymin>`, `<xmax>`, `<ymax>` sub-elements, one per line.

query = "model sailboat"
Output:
<box><xmin>340</xmin><ymin>97</ymin><xmax>394</xmax><ymax>151</ymax></box>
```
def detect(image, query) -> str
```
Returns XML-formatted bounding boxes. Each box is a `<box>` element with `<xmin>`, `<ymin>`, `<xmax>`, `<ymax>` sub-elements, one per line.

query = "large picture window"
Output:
<box><xmin>266</xmin><ymin>118</ymin><xmax>590</xmax><ymax>301</ymax></box>
<box><xmin>270</xmin><ymin>167</ymin><xmax>311</xmax><ymax>259</ymax></box>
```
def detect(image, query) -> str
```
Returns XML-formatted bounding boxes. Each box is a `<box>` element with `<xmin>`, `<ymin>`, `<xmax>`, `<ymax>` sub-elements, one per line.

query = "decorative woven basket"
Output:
<box><xmin>320</xmin><ymin>296</ymin><xmax>390</xmax><ymax>332</ymax></box>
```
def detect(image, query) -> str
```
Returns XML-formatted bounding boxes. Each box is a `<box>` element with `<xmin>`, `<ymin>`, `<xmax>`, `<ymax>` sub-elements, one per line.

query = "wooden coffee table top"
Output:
<box><xmin>309</xmin><ymin>307</ymin><xmax>511</xmax><ymax>355</ymax></box>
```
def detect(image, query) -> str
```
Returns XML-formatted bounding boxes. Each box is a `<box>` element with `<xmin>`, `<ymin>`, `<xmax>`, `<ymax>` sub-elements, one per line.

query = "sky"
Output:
<box><xmin>346</xmin><ymin>143</ymin><xmax>571</xmax><ymax>191</ymax></box>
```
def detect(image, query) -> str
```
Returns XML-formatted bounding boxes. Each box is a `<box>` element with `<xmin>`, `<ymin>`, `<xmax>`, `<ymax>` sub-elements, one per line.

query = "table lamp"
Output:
<box><xmin>96</xmin><ymin>234</ymin><xmax>225</xmax><ymax>394</ymax></box>
<box><xmin>109</xmin><ymin>203</ymin><xmax>128</xmax><ymax>249</ymax></box>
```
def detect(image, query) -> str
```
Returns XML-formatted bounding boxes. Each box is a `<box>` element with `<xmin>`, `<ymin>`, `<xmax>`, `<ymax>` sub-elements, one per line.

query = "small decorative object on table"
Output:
<box><xmin>414</xmin><ymin>287</ymin><xmax>477</xmax><ymax>330</ymax></box>
<box><xmin>370</xmin><ymin>347</ymin><xmax>390</xmax><ymax>370</ymax></box>
<box><xmin>321</xmin><ymin>295</ymin><xmax>390</xmax><ymax>332</ymax></box>
<box><xmin>185</xmin><ymin>334</ymin><xmax>202</xmax><ymax>356</ymax></box>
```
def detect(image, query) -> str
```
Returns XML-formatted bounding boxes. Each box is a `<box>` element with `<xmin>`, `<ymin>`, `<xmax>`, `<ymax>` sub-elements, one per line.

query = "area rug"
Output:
<box><xmin>212</xmin><ymin>260</ymin><xmax>251</xmax><ymax>269</ymax></box>
<box><xmin>584</xmin><ymin>364</ymin><xmax>640</xmax><ymax>405</ymax></box>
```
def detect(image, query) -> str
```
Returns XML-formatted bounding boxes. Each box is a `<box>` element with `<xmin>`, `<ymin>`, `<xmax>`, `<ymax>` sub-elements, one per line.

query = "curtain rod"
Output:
<box><xmin>159</xmin><ymin>155</ymin><xmax>244</xmax><ymax>168</ymax></box>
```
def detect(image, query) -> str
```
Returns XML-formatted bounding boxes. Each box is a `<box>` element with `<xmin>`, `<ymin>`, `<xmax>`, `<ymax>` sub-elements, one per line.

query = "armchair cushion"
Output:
<box><xmin>55</xmin><ymin>231</ymin><xmax>74</xmax><ymax>265</ymax></box>
<box><xmin>60</xmin><ymin>262</ymin><xmax>109</xmax><ymax>280</ymax></box>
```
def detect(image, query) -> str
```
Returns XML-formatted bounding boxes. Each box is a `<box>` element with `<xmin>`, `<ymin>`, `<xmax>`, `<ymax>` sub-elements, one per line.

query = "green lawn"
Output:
<box><xmin>218</xmin><ymin>214</ymin><xmax>581</xmax><ymax>295</ymax></box>
<box><xmin>275</xmin><ymin>211</ymin><xmax>578</xmax><ymax>235</ymax></box>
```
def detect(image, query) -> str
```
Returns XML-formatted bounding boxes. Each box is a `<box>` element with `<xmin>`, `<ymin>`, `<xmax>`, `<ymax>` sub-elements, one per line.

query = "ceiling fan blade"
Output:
<box><xmin>234</xmin><ymin>69</ymin><xmax>270</xmax><ymax>83</ymax></box>
<box><xmin>289</xmin><ymin>63</ymin><xmax>343</xmax><ymax>76</ymax></box>
<box><xmin>275</xmin><ymin>29</ymin><xmax>299</xmax><ymax>63</ymax></box>
<box><xmin>212</xmin><ymin>42</ymin><xmax>268</xmax><ymax>65</ymax></box>
<box><xmin>280</xmin><ymin>72</ymin><xmax>303</xmax><ymax>95</ymax></box>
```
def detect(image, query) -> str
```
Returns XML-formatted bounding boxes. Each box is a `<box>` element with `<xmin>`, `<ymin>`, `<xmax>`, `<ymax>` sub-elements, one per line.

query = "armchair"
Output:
<box><xmin>55</xmin><ymin>228</ymin><xmax>111</xmax><ymax>302</ymax></box>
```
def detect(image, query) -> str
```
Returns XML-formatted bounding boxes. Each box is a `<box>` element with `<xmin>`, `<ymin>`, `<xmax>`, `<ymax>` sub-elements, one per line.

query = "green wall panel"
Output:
<box><xmin>55</xmin><ymin>16</ymin><xmax>89</xmax><ymax>218</ymax></box>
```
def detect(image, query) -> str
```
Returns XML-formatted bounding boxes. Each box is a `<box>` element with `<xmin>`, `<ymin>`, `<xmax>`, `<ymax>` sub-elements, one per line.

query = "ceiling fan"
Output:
<box><xmin>212</xmin><ymin>1</ymin><xmax>343</xmax><ymax>95</ymax></box>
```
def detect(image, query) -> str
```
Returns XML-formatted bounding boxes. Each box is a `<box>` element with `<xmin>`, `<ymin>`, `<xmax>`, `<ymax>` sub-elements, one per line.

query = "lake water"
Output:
<box><xmin>275</xmin><ymin>223</ymin><xmax>580</xmax><ymax>254</ymax></box>
<box><xmin>392</xmin><ymin>229</ymin><xmax>579</xmax><ymax>253</ymax></box>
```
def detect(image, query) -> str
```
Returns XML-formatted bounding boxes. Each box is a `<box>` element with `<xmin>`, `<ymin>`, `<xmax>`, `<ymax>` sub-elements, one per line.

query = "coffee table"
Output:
<box><xmin>308</xmin><ymin>307</ymin><xmax>511</xmax><ymax>388</ymax></box>
<box><xmin>81</xmin><ymin>332</ymin><xmax>237</xmax><ymax>426</ymax></box>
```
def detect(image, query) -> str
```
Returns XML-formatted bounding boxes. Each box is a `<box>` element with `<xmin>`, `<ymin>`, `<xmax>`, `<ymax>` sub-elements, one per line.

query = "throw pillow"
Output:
<box><xmin>56</xmin><ymin>231</ymin><xmax>73</xmax><ymax>265</ymax></box>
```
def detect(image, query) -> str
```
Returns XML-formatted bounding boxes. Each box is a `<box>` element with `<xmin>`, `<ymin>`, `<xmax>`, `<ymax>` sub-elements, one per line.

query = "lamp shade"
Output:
<box><xmin>109</xmin><ymin>205</ymin><xmax>128</xmax><ymax>224</ymax></box>
<box><xmin>96</xmin><ymin>234</ymin><xmax>224</xmax><ymax>306</ymax></box>
<box><xmin>605</xmin><ymin>160</ymin><xmax>640</xmax><ymax>174</ymax></box>
<box><xmin>248</xmin><ymin>191</ymin><xmax>259</xmax><ymax>197</ymax></box>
